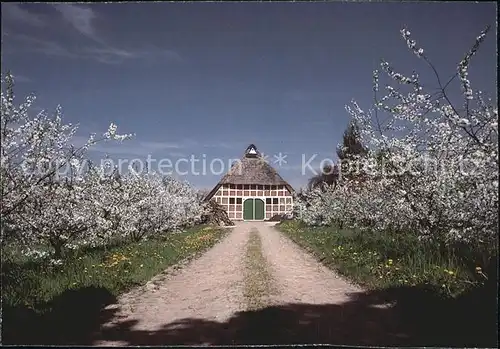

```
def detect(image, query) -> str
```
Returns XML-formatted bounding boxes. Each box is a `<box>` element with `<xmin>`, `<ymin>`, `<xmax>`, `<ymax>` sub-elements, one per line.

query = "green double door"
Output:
<box><xmin>243</xmin><ymin>198</ymin><xmax>265</xmax><ymax>220</ymax></box>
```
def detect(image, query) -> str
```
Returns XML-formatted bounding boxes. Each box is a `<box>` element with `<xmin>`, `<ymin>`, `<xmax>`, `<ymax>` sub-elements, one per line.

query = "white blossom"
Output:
<box><xmin>297</xmin><ymin>27</ymin><xmax>497</xmax><ymax>249</ymax></box>
<box><xmin>1</xmin><ymin>73</ymin><xmax>205</xmax><ymax>257</ymax></box>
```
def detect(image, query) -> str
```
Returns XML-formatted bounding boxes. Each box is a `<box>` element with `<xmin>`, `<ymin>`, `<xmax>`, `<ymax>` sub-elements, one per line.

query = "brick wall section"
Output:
<box><xmin>213</xmin><ymin>184</ymin><xmax>293</xmax><ymax>220</ymax></box>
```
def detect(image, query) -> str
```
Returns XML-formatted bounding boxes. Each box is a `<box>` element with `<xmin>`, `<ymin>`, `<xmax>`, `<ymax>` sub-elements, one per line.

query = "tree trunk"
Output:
<box><xmin>50</xmin><ymin>237</ymin><xmax>65</xmax><ymax>259</ymax></box>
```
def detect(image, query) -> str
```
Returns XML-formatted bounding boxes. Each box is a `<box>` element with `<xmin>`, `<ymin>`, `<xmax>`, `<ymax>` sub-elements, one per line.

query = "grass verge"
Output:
<box><xmin>2</xmin><ymin>225</ymin><xmax>228</xmax><ymax>316</ymax></box>
<box><xmin>277</xmin><ymin>220</ymin><xmax>498</xmax><ymax>347</ymax></box>
<box><xmin>277</xmin><ymin>220</ymin><xmax>493</xmax><ymax>297</ymax></box>
<box><xmin>243</xmin><ymin>228</ymin><xmax>275</xmax><ymax>311</ymax></box>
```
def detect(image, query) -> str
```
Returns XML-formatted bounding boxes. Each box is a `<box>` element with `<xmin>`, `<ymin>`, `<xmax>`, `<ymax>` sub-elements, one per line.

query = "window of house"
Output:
<box><xmin>273</xmin><ymin>198</ymin><xmax>279</xmax><ymax>204</ymax></box>
<box><xmin>266</xmin><ymin>198</ymin><xmax>272</xmax><ymax>204</ymax></box>
<box><xmin>236</xmin><ymin>198</ymin><xmax>242</xmax><ymax>204</ymax></box>
<box><xmin>229</xmin><ymin>198</ymin><xmax>235</xmax><ymax>204</ymax></box>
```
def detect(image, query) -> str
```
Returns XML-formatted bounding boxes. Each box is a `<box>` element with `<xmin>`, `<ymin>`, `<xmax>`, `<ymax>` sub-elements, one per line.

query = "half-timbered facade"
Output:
<box><xmin>204</xmin><ymin>144</ymin><xmax>294</xmax><ymax>221</ymax></box>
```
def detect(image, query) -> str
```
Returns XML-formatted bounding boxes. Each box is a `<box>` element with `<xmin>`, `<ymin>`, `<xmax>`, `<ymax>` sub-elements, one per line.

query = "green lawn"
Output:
<box><xmin>277</xmin><ymin>220</ymin><xmax>490</xmax><ymax>297</ymax></box>
<box><xmin>278</xmin><ymin>220</ymin><xmax>498</xmax><ymax>347</ymax></box>
<box><xmin>2</xmin><ymin>225</ymin><xmax>229</xmax><ymax>313</ymax></box>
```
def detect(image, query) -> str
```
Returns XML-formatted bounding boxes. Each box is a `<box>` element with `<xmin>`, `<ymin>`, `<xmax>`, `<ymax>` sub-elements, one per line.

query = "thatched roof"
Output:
<box><xmin>205</xmin><ymin>144</ymin><xmax>294</xmax><ymax>201</ymax></box>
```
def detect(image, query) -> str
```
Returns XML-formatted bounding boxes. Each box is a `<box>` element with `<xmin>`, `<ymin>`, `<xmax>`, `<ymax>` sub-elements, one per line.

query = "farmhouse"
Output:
<box><xmin>204</xmin><ymin>144</ymin><xmax>295</xmax><ymax>221</ymax></box>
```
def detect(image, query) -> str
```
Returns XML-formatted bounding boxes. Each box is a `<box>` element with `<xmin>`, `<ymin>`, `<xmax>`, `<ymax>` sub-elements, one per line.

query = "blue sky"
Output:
<box><xmin>1</xmin><ymin>2</ymin><xmax>496</xmax><ymax>190</ymax></box>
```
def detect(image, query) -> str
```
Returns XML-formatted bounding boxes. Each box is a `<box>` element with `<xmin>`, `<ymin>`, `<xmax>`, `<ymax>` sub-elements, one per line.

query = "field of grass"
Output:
<box><xmin>278</xmin><ymin>220</ymin><xmax>498</xmax><ymax>346</ymax></box>
<box><xmin>2</xmin><ymin>225</ymin><xmax>229</xmax><ymax>344</ymax></box>
<box><xmin>278</xmin><ymin>220</ymin><xmax>493</xmax><ymax>298</ymax></box>
<box><xmin>3</xmin><ymin>225</ymin><xmax>228</xmax><ymax>309</ymax></box>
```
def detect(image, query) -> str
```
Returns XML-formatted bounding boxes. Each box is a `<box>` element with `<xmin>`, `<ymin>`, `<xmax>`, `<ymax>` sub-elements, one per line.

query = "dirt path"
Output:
<box><xmin>93</xmin><ymin>224</ymin><xmax>250</xmax><ymax>346</ymax></box>
<box><xmin>258</xmin><ymin>222</ymin><xmax>362</xmax><ymax>305</ymax></box>
<box><xmin>93</xmin><ymin>222</ymin><xmax>409</xmax><ymax>346</ymax></box>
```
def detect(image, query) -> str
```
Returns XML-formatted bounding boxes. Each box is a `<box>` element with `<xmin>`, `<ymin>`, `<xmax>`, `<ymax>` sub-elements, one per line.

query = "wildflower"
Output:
<box><xmin>475</xmin><ymin>266</ymin><xmax>482</xmax><ymax>272</ymax></box>
<box><xmin>447</xmin><ymin>270</ymin><xmax>454</xmax><ymax>276</ymax></box>
<box><xmin>388</xmin><ymin>259</ymin><xmax>393</xmax><ymax>265</ymax></box>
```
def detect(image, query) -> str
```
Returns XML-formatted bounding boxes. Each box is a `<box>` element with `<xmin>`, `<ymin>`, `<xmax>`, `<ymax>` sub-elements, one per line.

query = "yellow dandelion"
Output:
<box><xmin>388</xmin><ymin>259</ymin><xmax>393</xmax><ymax>265</ymax></box>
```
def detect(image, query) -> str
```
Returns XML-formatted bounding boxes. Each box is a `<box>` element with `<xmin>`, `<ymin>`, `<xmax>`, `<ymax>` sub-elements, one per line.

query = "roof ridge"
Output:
<box><xmin>204</xmin><ymin>145</ymin><xmax>295</xmax><ymax>201</ymax></box>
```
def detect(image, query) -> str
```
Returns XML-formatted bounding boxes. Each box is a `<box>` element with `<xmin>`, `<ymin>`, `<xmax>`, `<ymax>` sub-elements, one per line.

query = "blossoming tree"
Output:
<box><xmin>1</xmin><ymin>73</ymin><xmax>206</xmax><ymax>259</ymax></box>
<box><xmin>296</xmin><ymin>26</ymin><xmax>498</xmax><ymax>250</ymax></box>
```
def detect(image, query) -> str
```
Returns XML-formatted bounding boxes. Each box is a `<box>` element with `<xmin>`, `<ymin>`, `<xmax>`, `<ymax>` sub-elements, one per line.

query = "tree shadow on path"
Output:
<box><xmin>3</xmin><ymin>274</ymin><xmax>497</xmax><ymax>347</ymax></box>
<box><xmin>93</xmin><ymin>280</ymin><xmax>498</xmax><ymax>347</ymax></box>
<box><xmin>2</xmin><ymin>286</ymin><xmax>119</xmax><ymax>345</ymax></box>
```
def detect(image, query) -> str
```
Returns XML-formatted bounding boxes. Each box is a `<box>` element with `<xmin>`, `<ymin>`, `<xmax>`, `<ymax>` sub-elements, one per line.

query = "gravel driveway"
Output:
<box><xmin>93</xmin><ymin>222</ymin><xmax>409</xmax><ymax>346</ymax></box>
